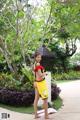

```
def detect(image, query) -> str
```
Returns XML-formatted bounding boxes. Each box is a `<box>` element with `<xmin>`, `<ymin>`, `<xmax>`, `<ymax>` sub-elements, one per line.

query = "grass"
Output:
<box><xmin>52</xmin><ymin>97</ymin><xmax>63</xmax><ymax>110</ymax></box>
<box><xmin>0</xmin><ymin>103</ymin><xmax>34</xmax><ymax>114</ymax></box>
<box><xmin>0</xmin><ymin>97</ymin><xmax>62</xmax><ymax>114</ymax></box>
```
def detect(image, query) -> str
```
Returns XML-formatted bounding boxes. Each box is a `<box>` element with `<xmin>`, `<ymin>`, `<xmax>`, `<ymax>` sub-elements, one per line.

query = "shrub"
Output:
<box><xmin>52</xmin><ymin>71</ymin><xmax>80</xmax><ymax>81</ymax></box>
<box><xmin>51</xmin><ymin>83</ymin><xmax>61</xmax><ymax>100</ymax></box>
<box><xmin>0</xmin><ymin>83</ymin><xmax>61</xmax><ymax>106</ymax></box>
<box><xmin>0</xmin><ymin>67</ymin><xmax>34</xmax><ymax>91</ymax></box>
<box><xmin>0</xmin><ymin>87</ymin><xmax>35</xmax><ymax>106</ymax></box>
<box><xmin>0</xmin><ymin>64</ymin><xmax>35</xmax><ymax>91</ymax></box>
<box><xmin>21</xmin><ymin>64</ymin><xmax>34</xmax><ymax>89</ymax></box>
<box><xmin>0</xmin><ymin>73</ymin><xmax>22</xmax><ymax>91</ymax></box>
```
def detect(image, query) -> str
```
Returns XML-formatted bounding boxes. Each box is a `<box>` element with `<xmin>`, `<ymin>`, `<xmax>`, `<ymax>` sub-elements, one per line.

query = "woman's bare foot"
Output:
<box><xmin>34</xmin><ymin>115</ymin><xmax>40</xmax><ymax>119</ymax></box>
<box><xmin>45</xmin><ymin>116</ymin><xmax>50</xmax><ymax>119</ymax></box>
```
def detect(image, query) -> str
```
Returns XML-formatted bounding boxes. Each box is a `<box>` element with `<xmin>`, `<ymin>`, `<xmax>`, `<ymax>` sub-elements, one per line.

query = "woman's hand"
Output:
<box><xmin>43</xmin><ymin>72</ymin><xmax>48</xmax><ymax>76</ymax></box>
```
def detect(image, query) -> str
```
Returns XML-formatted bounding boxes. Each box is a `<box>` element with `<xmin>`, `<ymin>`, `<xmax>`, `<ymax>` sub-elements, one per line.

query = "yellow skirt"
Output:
<box><xmin>36</xmin><ymin>80</ymin><xmax>48</xmax><ymax>99</ymax></box>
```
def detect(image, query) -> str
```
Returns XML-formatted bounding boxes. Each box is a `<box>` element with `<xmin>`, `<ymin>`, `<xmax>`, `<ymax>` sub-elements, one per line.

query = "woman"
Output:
<box><xmin>33</xmin><ymin>52</ymin><xmax>49</xmax><ymax>119</ymax></box>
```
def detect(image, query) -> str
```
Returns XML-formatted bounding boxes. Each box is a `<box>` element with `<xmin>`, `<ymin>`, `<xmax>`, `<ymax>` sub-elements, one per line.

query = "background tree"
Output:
<box><xmin>0</xmin><ymin>0</ymin><xmax>80</xmax><ymax>75</ymax></box>
<box><xmin>44</xmin><ymin>0</ymin><xmax>80</xmax><ymax>72</ymax></box>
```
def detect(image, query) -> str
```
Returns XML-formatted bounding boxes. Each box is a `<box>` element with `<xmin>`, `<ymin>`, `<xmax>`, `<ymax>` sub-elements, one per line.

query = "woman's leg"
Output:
<box><xmin>34</xmin><ymin>83</ymin><xmax>40</xmax><ymax>118</ymax></box>
<box><xmin>43</xmin><ymin>98</ymin><xmax>49</xmax><ymax>119</ymax></box>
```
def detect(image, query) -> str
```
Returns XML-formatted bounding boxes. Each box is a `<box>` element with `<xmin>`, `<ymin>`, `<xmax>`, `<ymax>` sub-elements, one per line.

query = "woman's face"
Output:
<box><xmin>35</xmin><ymin>55</ymin><xmax>42</xmax><ymax>63</ymax></box>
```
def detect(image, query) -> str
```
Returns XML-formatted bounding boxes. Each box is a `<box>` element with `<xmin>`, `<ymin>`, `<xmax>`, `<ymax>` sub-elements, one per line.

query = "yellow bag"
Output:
<box><xmin>36</xmin><ymin>80</ymin><xmax>48</xmax><ymax>99</ymax></box>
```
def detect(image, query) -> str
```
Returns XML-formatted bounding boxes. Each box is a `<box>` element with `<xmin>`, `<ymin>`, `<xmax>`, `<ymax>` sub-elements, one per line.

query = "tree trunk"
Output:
<box><xmin>61</xmin><ymin>58</ymin><xmax>68</xmax><ymax>72</ymax></box>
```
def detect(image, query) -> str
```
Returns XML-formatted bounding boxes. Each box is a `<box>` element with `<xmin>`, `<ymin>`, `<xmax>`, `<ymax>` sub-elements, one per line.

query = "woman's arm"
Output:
<box><xmin>37</xmin><ymin>69</ymin><xmax>46</xmax><ymax>78</ymax></box>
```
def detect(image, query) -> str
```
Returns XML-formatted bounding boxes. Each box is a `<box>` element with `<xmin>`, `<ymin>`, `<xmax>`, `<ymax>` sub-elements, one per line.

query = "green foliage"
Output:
<box><xmin>44</xmin><ymin>0</ymin><xmax>80</xmax><ymax>72</ymax></box>
<box><xmin>0</xmin><ymin>73</ymin><xmax>22</xmax><ymax>90</ymax></box>
<box><xmin>21</xmin><ymin>64</ymin><xmax>34</xmax><ymax>89</ymax></box>
<box><xmin>70</xmin><ymin>53</ymin><xmax>80</xmax><ymax>65</ymax></box>
<box><xmin>52</xmin><ymin>71</ymin><xmax>80</xmax><ymax>81</ymax></box>
<box><xmin>53</xmin><ymin>96</ymin><xmax>62</xmax><ymax>110</ymax></box>
<box><xmin>17</xmin><ymin>10</ymin><xmax>25</xmax><ymax>19</ymax></box>
<box><xmin>0</xmin><ymin>0</ymin><xmax>80</xmax><ymax>90</ymax></box>
<box><xmin>0</xmin><ymin>69</ymin><xmax>34</xmax><ymax>91</ymax></box>
<box><xmin>48</xmin><ymin>42</ymin><xmax>69</xmax><ymax>72</ymax></box>
<box><xmin>46</xmin><ymin>0</ymin><xmax>80</xmax><ymax>50</ymax></box>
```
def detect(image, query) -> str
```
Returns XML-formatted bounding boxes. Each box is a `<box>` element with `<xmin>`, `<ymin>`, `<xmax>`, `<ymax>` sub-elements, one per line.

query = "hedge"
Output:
<box><xmin>0</xmin><ymin>83</ymin><xmax>61</xmax><ymax>106</ymax></box>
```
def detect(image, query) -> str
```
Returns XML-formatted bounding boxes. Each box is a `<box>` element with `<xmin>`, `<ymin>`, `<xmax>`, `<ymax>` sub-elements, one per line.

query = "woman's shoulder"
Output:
<box><xmin>35</xmin><ymin>65</ymin><xmax>44</xmax><ymax>71</ymax></box>
<box><xmin>33</xmin><ymin>62</ymin><xmax>44</xmax><ymax>71</ymax></box>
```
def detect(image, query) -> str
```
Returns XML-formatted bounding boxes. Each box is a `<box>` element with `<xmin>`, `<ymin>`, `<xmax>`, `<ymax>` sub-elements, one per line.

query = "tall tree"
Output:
<box><xmin>45</xmin><ymin>0</ymin><xmax>80</xmax><ymax>71</ymax></box>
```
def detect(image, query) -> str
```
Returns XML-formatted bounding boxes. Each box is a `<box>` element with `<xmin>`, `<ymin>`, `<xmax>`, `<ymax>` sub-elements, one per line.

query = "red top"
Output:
<box><xmin>34</xmin><ymin>65</ymin><xmax>45</xmax><ymax>81</ymax></box>
<box><xmin>34</xmin><ymin>65</ymin><xmax>44</xmax><ymax>72</ymax></box>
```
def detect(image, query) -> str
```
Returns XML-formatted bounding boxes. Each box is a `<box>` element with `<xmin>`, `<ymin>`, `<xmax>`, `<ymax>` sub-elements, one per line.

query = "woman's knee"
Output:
<box><xmin>43</xmin><ymin>98</ymin><xmax>48</xmax><ymax>103</ymax></box>
<box><xmin>34</xmin><ymin>89</ymin><xmax>39</xmax><ymax>100</ymax></box>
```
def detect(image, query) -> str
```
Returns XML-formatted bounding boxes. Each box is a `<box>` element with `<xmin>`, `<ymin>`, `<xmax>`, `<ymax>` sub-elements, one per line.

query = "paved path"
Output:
<box><xmin>0</xmin><ymin>80</ymin><xmax>80</xmax><ymax>120</ymax></box>
<box><xmin>52</xmin><ymin>80</ymin><xmax>80</xmax><ymax>120</ymax></box>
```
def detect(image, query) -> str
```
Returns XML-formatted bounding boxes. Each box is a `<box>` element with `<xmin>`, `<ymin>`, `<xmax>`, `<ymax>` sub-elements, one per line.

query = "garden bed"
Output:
<box><xmin>0</xmin><ymin>83</ymin><xmax>61</xmax><ymax>106</ymax></box>
<box><xmin>0</xmin><ymin>96</ymin><xmax>62</xmax><ymax>114</ymax></box>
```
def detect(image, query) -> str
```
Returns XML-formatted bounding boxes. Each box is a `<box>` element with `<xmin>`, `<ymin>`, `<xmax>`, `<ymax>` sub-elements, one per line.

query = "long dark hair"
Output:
<box><xmin>34</xmin><ymin>52</ymin><xmax>41</xmax><ymax>58</ymax></box>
